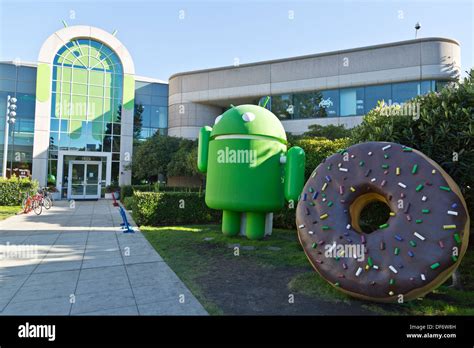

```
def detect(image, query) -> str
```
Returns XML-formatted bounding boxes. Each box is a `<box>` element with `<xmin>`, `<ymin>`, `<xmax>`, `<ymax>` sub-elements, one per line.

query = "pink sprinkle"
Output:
<box><xmin>361</xmin><ymin>235</ymin><xmax>366</xmax><ymax>244</ymax></box>
<box><xmin>384</xmin><ymin>170</ymin><xmax>389</xmax><ymax>175</ymax></box>
<box><xmin>439</xmin><ymin>241</ymin><xmax>444</xmax><ymax>248</ymax></box>
<box><xmin>339</xmin><ymin>186</ymin><xmax>344</xmax><ymax>195</ymax></box>
<box><xmin>406</xmin><ymin>215</ymin><xmax>412</xmax><ymax>221</ymax></box>
<box><xmin>315</xmin><ymin>259</ymin><xmax>323</xmax><ymax>264</ymax></box>
<box><xmin>381</xmin><ymin>180</ymin><xmax>387</xmax><ymax>187</ymax></box>
<box><xmin>342</xmin><ymin>263</ymin><xmax>348</xmax><ymax>269</ymax></box>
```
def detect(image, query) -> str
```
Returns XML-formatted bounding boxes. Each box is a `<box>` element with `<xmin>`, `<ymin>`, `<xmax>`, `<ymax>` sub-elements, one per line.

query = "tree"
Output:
<box><xmin>351</xmin><ymin>69</ymin><xmax>474</xmax><ymax>215</ymax></box>
<box><xmin>167</xmin><ymin>139</ymin><xmax>203</xmax><ymax>179</ymax></box>
<box><xmin>130</xmin><ymin>134</ymin><xmax>180</xmax><ymax>182</ymax></box>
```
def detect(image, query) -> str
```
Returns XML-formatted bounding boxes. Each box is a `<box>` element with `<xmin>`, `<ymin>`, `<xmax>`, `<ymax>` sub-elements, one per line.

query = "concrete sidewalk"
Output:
<box><xmin>0</xmin><ymin>200</ymin><xmax>207</xmax><ymax>315</ymax></box>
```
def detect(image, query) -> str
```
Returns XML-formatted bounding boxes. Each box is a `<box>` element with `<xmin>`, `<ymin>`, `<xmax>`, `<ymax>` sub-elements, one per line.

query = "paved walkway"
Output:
<box><xmin>0</xmin><ymin>200</ymin><xmax>207</xmax><ymax>315</ymax></box>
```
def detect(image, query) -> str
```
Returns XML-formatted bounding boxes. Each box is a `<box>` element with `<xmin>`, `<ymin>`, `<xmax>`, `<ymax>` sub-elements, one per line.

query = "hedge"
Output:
<box><xmin>122</xmin><ymin>196</ymin><xmax>135</xmax><ymax>211</ymax></box>
<box><xmin>121</xmin><ymin>184</ymin><xmax>203</xmax><ymax>201</ymax></box>
<box><xmin>0</xmin><ymin>177</ymin><xmax>39</xmax><ymax>206</ymax></box>
<box><xmin>132</xmin><ymin>190</ymin><xmax>302</xmax><ymax>229</ymax></box>
<box><xmin>291</xmin><ymin>137</ymin><xmax>351</xmax><ymax>180</ymax></box>
<box><xmin>132</xmin><ymin>191</ymin><xmax>220</xmax><ymax>226</ymax></box>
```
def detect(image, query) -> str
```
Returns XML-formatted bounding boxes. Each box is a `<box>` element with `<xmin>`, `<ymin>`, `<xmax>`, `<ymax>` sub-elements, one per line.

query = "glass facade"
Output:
<box><xmin>134</xmin><ymin>80</ymin><xmax>168</xmax><ymax>139</ymax></box>
<box><xmin>48</xmin><ymin>39</ymin><xmax>124</xmax><ymax>188</ymax></box>
<box><xmin>0</xmin><ymin>63</ymin><xmax>36</xmax><ymax>177</ymax></box>
<box><xmin>262</xmin><ymin>80</ymin><xmax>447</xmax><ymax>120</ymax></box>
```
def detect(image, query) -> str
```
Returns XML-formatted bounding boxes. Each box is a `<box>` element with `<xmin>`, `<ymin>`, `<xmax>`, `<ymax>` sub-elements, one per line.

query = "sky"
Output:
<box><xmin>0</xmin><ymin>0</ymin><xmax>472</xmax><ymax>81</ymax></box>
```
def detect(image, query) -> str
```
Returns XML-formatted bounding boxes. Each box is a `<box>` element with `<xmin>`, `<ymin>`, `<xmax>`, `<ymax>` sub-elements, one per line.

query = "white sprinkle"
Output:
<box><xmin>389</xmin><ymin>265</ymin><xmax>398</xmax><ymax>274</ymax></box>
<box><xmin>414</xmin><ymin>232</ymin><xmax>425</xmax><ymax>241</ymax></box>
<box><xmin>421</xmin><ymin>274</ymin><xmax>426</xmax><ymax>281</ymax></box>
<box><xmin>322</xmin><ymin>198</ymin><xmax>327</xmax><ymax>202</ymax></box>
<box><xmin>398</xmin><ymin>182</ymin><xmax>407</xmax><ymax>189</ymax></box>
<box><xmin>346</xmin><ymin>224</ymin><xmax>351</xmax><ymax>230</ymax></box>
<box><xmin>298</xmin><ymin>224</ymin><xmax>305</xmax><ymax>229</ymax></box>
<box><xmin>308</xmin><ymin>231</ymin><xmax>314</xmax><ymax>235</ymax></box>
<box><xmin>355</xmin><ymin>267</ymin><xmax>363</xmax><ymax>277</ymax></box>
<box><xmin>382</xmin><ymin>145</ymin><xmax>392</xmax><ymax>151</ymax></box>
<box><xmin>368</xmin><ymin>152</ymin><xmax>373</xmax><ymax>156</ymax></box>
<box><xmin>370</xmin><ymin>178</ymin><xmax>377</xmax><ymax>182</ymax></box>
<box><xmin>338</xmin><ymin>163</ymin><xmax>342</xmax><ymax>167</ymax></box>
<box><xmin>373</xmin><ymin>265</ymin><xmax>379</xmax><ymax>270</ymax></box>
<box><xmin>339</xmin><ymin>167</ymin><xmax>348</xmax><ymax>172</ymax></box>
<box><xmin>447</xmin><ymin>210</ymin><xmax>458</xmax><ymax>216</ymax></box>
<box><xmin>421</xmin><ymin>196</ymin><xmax>427</xmax><ymax>202</ymax></box>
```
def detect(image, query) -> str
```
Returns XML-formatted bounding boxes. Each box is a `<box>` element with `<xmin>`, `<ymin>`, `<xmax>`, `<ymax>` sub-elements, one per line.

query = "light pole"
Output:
<box><xmin>415</xmin><ymin>22</ymin><xmax>421</xmax><ymax>38</ymax></box>
<box><xmin>2</xmin><ymin>95</ymin><xmax>17</xmax><ymax>178</ymax></box>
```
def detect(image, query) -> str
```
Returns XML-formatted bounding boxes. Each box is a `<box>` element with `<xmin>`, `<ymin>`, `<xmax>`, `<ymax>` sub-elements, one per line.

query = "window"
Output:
<box><xmin>50</xmin><ymin>39</ymin><xmax>123</xmax><ymax>153</ymax></box>
<box><xmin>294</xmin><ymin>91</ymin><xmax>323</xmax><ymax>118</ymax></box>
<box><xmin>340</xmin><ymin>88</ymin><xmax>364</xmax><ymax>116</ymax></box>
<box><xmin>365</xmin><ymin>84</ymin><xmax>392</xmax><ymax>110</ymax></box>
<box><xmin>319</xmin><ymin>90</ymin><xmax>339</xmax><ymax>117</ymax></box>
<box><xmin>392</xmin><ymin>82</ymin><xmax>419</xmax><ymax>104</ymax></box>
<box><xmin>271</xmin><ymin>94</ymin><xmax>293</xmax><ymax>119</ymax></box>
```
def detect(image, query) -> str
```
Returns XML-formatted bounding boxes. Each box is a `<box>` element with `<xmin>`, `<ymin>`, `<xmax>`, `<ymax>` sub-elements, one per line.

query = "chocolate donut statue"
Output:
<box><xmin>296</xmin><ymin>141</ymin><xmax>470</xmax><ymax>302</ymax></box>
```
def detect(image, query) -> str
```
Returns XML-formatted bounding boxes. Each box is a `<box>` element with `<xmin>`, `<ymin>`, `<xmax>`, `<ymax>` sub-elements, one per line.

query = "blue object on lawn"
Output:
<box><xmin>119</xmin><ymin>206</ymin><xmax>134</xmax><ymax>233</ymax></box>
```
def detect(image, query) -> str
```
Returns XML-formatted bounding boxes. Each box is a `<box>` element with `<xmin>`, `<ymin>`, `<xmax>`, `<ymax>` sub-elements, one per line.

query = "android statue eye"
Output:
<box><xmin>214</xmin><ymin>115</ymin><xmax>223</xmax><ymax>125</ymax></box>
<box><xmin>242</xmin><ymin>112</ymin><xmax>256</xmax><ymax>122</ymax></box>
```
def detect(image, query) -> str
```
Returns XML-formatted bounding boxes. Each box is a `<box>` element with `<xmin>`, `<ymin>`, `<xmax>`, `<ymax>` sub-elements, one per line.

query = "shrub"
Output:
<box><xmin>351</xmin><ymin>71</ymin><xmax>474</xmax><ymax>213</ymax></box>
<box><xmin>121</xmin><ymin>184</ymin><xmax>203</xmax><ymax>202</ymax></box>
<box><xmin>291</xmin><ymin>137</ymin><xmax>351</xmax><ymax>180</ymax></box>
<box><xmin>122</xmin><ymin>196</ymin><xmax>135</xmax><ymax>211</ymax></box>
<box><xmin>0</xmin><ymin>176</ymin><xmax>39</xmax><ymax>206</ymax></box>
<box><xmin>273</xmin><ymin>205</ymin><xmax>297</xmax><ymax>229</ymax></box>
<box><xmin>132</xmin><ymin>191</ymin><xmax>220</xmax><ymax>226</ymax></box>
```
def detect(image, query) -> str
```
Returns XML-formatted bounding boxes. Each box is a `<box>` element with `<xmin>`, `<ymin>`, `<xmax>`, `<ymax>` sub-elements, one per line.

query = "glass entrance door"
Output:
<box><xmin>67</xmin><ymin>161</ymin><xmax>102</xmax><ymax>199</ymax></box>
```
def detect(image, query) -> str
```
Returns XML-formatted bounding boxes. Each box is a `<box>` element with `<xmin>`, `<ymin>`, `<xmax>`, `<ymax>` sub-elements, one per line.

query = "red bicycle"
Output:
<box><xmin>21</xmin><ymin>191</ymin><xmax>43</xmax><ymax>215</ymax></box>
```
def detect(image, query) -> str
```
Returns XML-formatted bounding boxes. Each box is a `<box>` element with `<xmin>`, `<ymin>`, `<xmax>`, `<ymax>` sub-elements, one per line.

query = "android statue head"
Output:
<box><xmin>198</xmin><ymin>104</ymin><xmax>305</xmax><ymax>240</ymax></box>
<box><xmin>210</xmin><ymin>104</ymin><xmax>287</xmax><ymax>142</ymax></box>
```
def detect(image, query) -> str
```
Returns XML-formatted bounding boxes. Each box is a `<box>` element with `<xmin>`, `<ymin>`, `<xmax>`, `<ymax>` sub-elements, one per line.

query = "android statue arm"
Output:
<box><xmin>197</xmin><ymin>126</ymin><xmax>212</xmax><ymax>173</ymax></box>
<box><xmin>282</xmin><ymin>146</ymin><xmax>306</xmax><ymax>203</ymax></box>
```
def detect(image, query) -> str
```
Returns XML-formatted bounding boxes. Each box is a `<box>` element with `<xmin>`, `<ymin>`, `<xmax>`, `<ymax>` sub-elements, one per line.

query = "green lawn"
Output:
<box><xmin>141</xmin><ymin>224</ymin><xmax>474</xmax><ymax>315</ymax></box>
<box><xmin>0</xmin><ymin>206</ymin><xmax>21</xmax><ymax>221</ymax></box>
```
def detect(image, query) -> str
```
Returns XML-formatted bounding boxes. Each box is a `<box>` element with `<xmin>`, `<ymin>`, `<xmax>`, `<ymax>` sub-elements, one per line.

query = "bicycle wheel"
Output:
<box><xmin>43</xmin><ymin>197</ymin><xmax>52</xmax><ymax>210</ymax></box>
<box><xmin>33</xmin><ymin>199</ymin><xmax>42</xmax><ymax>215</ymax></box>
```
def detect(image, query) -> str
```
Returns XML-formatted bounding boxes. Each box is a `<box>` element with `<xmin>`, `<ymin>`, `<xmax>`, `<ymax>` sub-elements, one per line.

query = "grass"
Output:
<box><xmin>141</xmin><ymin>224</ymin><xmax>474</xmax><ymax>315</ymax></box>
<box><xmin>0</xmin><ymin>205</ymin><xmax>21</xmax><ymax>220</ymax></box>
<box><xmin>288</xmin><ymin>272</ymin><xmax>351</xmax><ymax>304</ymax></box>
<box><xmin>141</xmin><ymin>224</ymin><xmax>308</xmax><ymax>314</ymax></box>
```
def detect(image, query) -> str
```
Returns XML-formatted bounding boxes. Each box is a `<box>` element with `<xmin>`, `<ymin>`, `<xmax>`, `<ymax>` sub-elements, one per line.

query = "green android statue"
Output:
<box><xmin>197</xmin><ymin>104</ymin><xmax>305</xmax><ymax>240</ymax></box>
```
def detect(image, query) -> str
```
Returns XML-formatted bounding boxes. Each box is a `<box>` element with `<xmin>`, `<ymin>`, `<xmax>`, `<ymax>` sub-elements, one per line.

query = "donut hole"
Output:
<box><xmin>349</xmin><ymin>193</ymin><xmax>392</xmax><ymax>234</ymax></box>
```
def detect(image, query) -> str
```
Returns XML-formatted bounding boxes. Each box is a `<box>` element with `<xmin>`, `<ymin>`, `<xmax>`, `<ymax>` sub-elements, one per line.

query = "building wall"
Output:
<box><xmin>168</xmin><ymin>37</ymin><xmax>461</xmax><ymax>138</ymax></box>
